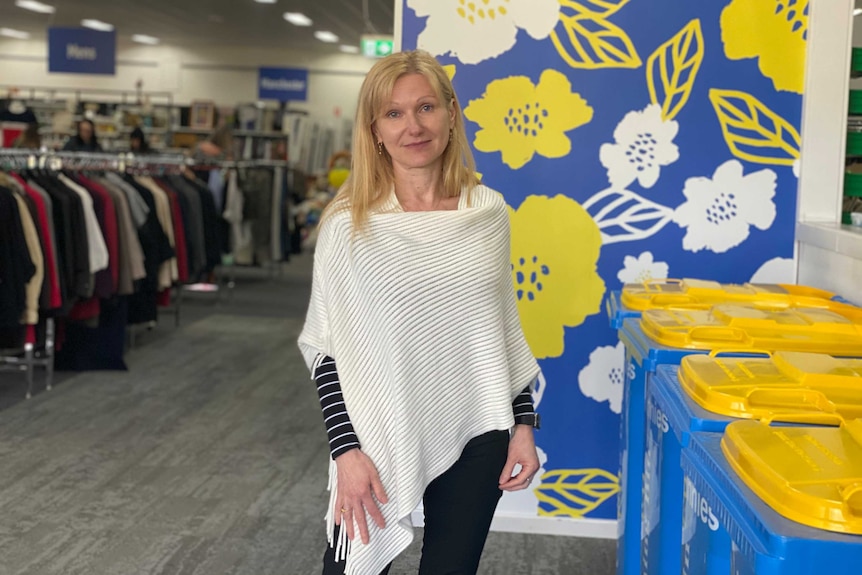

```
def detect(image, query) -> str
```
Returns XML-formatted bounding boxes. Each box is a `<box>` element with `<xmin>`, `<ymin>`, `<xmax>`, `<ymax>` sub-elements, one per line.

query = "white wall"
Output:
<box><xmin>0</xmin><ymin>39</ymin><xmax>373</xmax><ymax>122</ymax></box>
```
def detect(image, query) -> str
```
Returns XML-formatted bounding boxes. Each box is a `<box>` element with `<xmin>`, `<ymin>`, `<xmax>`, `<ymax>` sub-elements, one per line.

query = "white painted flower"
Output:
<box><xmin>578</xmin><ymin>341</ymin><xmax>624</xmax><ymax>414</ymax></box>
<box><xmin>408</xmin><ymin>0</ymin><xmax>560</xmax><ymax>65</ymax></box>
<box><xmin>532</xmin><ymin>370</ymin><xmax>547</xmax><ymax>410</ymax></box>
<box><xmin>599</xmin><ymin>104</ymin><xmax>680</xmax><ymax>190</ymax></box>
<box><xmin>673</xmin><ymin>159</ymin><xmax>777</xmax><ymax>254</ymax></box>
<box><xmin>750</xmin><ymin>257</ymin><xmax>795</xmax><ymax>284</ymax></box>
<box><xmin>497</xmin><ymin>447</ymin><xmax>549</xmax><ymax>516</ymax></box>
<box><xmin>616</xmin><ymin>251</ymin><xmax>669</xmax><ymax>285</ymax></box>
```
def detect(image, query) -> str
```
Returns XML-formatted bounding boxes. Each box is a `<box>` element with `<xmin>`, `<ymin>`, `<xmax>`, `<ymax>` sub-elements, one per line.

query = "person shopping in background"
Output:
<box><xmin>62</xmin><ymin>119</ymin><xmax>102</xmax><ymax>152</ymax></box>
<box><xmin>12</xmin><ymin>122</ymin><xmax>40</xmax><ymax>149</ymax></box>
<box><xmin>129</xmin><ymin>127</ymin><xmax>150</xmax><ymax>154</ymax></box>
<box><xmin>298</xmin><ymin>49</ymin><xmax>542</xmax><ymax>575</ymax></box>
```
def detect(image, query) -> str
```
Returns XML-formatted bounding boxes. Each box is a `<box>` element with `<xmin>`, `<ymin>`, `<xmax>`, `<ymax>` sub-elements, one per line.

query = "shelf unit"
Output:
<box><xmin>844</xmin><ymin>49</ymin><xmax>862</xmax><ymax>225</ymax></box>
<box><xmin>1</xmin><ymin>85</ymin><xmax>352</xmax><ymax>170</ymax></box>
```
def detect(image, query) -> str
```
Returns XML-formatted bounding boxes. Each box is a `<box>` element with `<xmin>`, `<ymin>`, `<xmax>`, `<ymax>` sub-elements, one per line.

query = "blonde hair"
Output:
<box><xmin>326</xmin><ymin>50</ymin><xmax>478</xmax><ymax>229</ymax></box>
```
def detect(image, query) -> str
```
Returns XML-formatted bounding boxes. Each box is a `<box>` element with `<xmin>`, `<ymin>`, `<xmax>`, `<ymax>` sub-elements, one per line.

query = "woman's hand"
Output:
<box><xmin>499</xmin><ymin>425</ymin><xmax>540</xmax><ymax>492</ymax></box>
<box><xmin>334</xmin><ymin>449</ymin><xmax>389</xmax><ymax>544</ymax></box>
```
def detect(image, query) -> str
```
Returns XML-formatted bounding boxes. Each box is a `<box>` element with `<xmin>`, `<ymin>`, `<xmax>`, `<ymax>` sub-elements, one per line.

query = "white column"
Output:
<box><xmin>796</xmin><ymin>1</ymin><xmax>854</xmax><ymax>224</ymax></box>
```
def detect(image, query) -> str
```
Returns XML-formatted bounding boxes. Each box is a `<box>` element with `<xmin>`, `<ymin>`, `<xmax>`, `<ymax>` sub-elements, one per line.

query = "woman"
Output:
<box><xmin>129</xmin><ymin>127</ymin><xmax>150</xmax><ymax>154</ymax></box>
<box><xmin>62</xmin><ymin>119</ymin><xmax>102</xmax><ymax>152</ymax></box>
<box><xmin>299</xmin><ymin>50</ymin><xmax>541</xmax><ymax>575</ymax></box>
<box><xmin>12</xmin><ymin>122</ymin><xmax>40</xmax><ymax>149</ymax></box>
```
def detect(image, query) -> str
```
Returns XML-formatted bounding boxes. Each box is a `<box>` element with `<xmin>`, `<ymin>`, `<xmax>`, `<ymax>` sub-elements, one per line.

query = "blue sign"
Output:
<box><xmin>258</xmin><ymin>67</ymin><xmax>308</xmax><ymax>102</ymax></box>
<box><xmin>48</xmin><ymin>28</ymin><xmax>116</xmax><ymax>75</ymax></box>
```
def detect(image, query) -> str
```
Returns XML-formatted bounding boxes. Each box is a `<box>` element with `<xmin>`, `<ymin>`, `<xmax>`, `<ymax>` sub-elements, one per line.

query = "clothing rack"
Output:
<box><xmin>194</xmin><ymin>157</ymin><xmax>294</xmax><ymax>278</ymax></box>
<box><xmin>1</xmin><ymin>150</ymin><xmax>229</xmax><ymax>380</ymax></box>
<box><xmin>218</xmin><ymin>159</ymin><xmax>290</xmax><ymax>169</ymax></box>
<box><xmin>1</xmin><ymin>152</ymin><xmax>291</xmax><ymax>374</ymax></box>
<box><xmin>0</xmin><ymin>150</ymin><xmax>62</xmax><ymax>396</ymax></box>
<box><xmin>0</xmin><ymin>150</ymin><xmax>193</xmax><ymax>171</ymax></box>
<box><xmin>1</xmin><ymin>150</ymin><xmax>195</xmax><ymax>350</ymax></box>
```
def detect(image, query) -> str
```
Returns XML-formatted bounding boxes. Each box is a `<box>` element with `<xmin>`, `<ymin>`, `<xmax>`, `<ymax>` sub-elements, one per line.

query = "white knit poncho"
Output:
<box><xmin>298</xmin><ymin>185</ymin><xmax>540</xmax><ymax>575</ymax></box>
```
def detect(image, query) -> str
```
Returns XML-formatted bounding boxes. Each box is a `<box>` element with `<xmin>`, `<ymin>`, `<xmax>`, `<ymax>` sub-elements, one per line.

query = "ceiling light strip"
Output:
<box><xmin>132</xmin><ymin>34</ymin><xmax>160</xmax><ymax>45</ymax></box>
<box><xmin>1</xmin><ymin>27</ymin><xmax>31</xmax><ymax>40</ymax></box>
<box><xmin>15</xmin><ymin>0</ymin><xmax>55</xmax><ymax>14</ymax></box>
<box><xmin>284</xmin><ymin>12</ymin><xmax>313</xmax><ymax>26</ymax></box>
<box><xmin>81</xmin><ymin>19</ymin><xmax>115</xmax><ymax>32</ymax></box>
<box><xmin>314</xmin><ymin>31</ymin><xmax>339</xmax><ymax>43</ymax></box>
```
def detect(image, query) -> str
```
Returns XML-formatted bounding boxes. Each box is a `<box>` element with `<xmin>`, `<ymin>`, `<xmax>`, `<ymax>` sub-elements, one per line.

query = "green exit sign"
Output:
<box><xmin>361</xmin><ymin>35</ymin><xmax>394</xmax><ymax>58</ymax></box>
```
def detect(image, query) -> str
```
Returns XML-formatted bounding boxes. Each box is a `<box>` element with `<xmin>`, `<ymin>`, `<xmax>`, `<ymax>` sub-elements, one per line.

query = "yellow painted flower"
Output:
<box><xmin>510</xmin><ymin>195</ymin><xmax>605</xmax><ymax>359</ymax></box>
<box><xmin>720</xmin><ymin>0</ymin><xmax>807</xmax><ymax>94</ymax></box>
<box><xmin>465</xmin><ymin>70</ymin><xmax>593</xmax><ymax>170</ymax></box>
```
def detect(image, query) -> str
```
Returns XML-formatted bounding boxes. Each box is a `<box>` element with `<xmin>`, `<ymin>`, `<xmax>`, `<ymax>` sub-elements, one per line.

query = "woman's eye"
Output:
<box><xmin>387</xmin><ymin>111</ymin><xmax>400</xmax><ymax>118</ymax></box>
<box><xmin>421</xmin><ymin>104</ymin><xmax>434</xmax><ymax>112</ymax></box>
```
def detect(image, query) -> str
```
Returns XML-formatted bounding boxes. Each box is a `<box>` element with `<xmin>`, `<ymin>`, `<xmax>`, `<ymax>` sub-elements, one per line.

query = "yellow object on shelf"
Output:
<box><xmin>679</xmin><ymin>351</ymin><xmax>862</xmax><ymax>421</ymax></box>
<box><xmin>721</xmin><ymin>419</ymin><xmax>862</xmax><ymax>535</ymax></box>
<box><xmin>620</xmin><ymin>278</ymin><xmax>841</xmax><ymax>311</ymax></box>
<box><xmin>640</xmin><ymin>305</ymin><xmax>862</xmax><ymax>355</ymax></box>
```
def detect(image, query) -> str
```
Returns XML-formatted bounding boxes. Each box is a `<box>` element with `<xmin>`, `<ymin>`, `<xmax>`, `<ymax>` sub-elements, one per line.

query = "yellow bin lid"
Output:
<box><xmin>721</xmin><ymin>419</ymin><xmax>862</xmax><ymax>534</ymax></box>
<box><xmin>640</xmin><ymin>305</ymin><xmax>862</xmax><ymax>355</ymax></box>
<box><xmin>679</xmin><ymin>351</ymin><xmax>862</xmax><ymax>421</ymax></box>
<box><xmin>621</xmin><ymin>278</ymin><xmax>839</xmax><ymax>312</ymax></box>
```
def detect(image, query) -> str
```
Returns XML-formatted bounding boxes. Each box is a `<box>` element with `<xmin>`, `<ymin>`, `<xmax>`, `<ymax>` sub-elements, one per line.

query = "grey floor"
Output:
<box><xmin>0</xmin><ymin>256</ymin><xmax>615</xmax><ymax>575</ymax></box>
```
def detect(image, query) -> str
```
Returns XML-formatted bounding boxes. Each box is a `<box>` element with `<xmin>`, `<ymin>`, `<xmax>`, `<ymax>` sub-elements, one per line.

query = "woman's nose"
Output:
<box><xmin>405</xmin><ymin>113</ymin><xmax>423</xmax><ymax>133</ymax></box>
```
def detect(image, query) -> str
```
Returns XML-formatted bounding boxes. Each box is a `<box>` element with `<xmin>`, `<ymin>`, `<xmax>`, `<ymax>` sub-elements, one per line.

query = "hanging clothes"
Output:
<box><xmin>22</xmin><ymin>178</ymin><xmax>65</xmax><ymax>307</ymax></box>
<box><xmin>58</xmin><ymin>174</ymin><xmax>109</xmax><ymax>275</ymax></box>
<box><xmin>29</xmin><ymin>171</ymin><xmax>93</xmax><ymax>303</ymax></box>
<box><xmin>1</xmin><ymin>173</ymin><xmax>55</xmax><ymax>313</ymax></box>
<box><xmin>135</xmin><ymin>176</ymin><xmax>178</xmax><ymax>290</ymax></box>
<box><xmin>10</xmin><ymin>186</ymin><xmax>44</xmax><ymax>326</ymax></box>
<box><xmin>1</xmin><ymin>156</ymin><xmax>231</xmax><ymax>370</ymax></box>
<box><xmin>270</xmin><ymin>166</ymin><xmax>284</xmax><ymax>263</ymax></box>
<box><xmin>121</xmin><ymin>175</ymin><xmax>173</xmax><ymax>325</ymax></box>
<box><xmin>243</xmin><ymin>167</ymin><xmax>274</xmax><ymax>265</ymax></box>
<box><xmin>0</xmin><ymin>185</ymin><xmax>37</xmax><ymax>348</ymax></box>
<box><xmin>75</xmin><ymin>174</ymin><xmax>120</xmax><ymax>299</ymax></box>
<box><xmin>223</xmin><ymin>169</ymin><xmax>252</xmax><ymax>265</ymax></box>
<box><xmin>165</xmin><ymin>183</ymin><xmax>190</xmax><ymax>284</ymax></box>
<box><xmin>165</xmin><ymin>175</ymin><xmax>207</xmax><ymax>278</ymax></box>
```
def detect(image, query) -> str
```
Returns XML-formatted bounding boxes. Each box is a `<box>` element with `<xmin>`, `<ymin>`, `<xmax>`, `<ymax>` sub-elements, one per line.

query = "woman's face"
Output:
<box><xmin>373</xmin><ymin>73</ymin><xmax>455</xmax><ymax>175</ymax></box>
<box><xmin>79</xmin><ymin>121</ymin><xmax>94</xmax><ymax>142</ymax></box>
<box><xmin>130</xmin><ymin>137</ymin><xmax>142</xmax><ymax>151</ymax></box>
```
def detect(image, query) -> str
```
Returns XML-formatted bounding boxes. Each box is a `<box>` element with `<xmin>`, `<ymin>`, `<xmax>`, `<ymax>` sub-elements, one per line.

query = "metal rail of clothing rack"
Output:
<box><xmin>0</xmin><ymin>320</ymin><xmax>55</xmax><ymax>399</ymax></box>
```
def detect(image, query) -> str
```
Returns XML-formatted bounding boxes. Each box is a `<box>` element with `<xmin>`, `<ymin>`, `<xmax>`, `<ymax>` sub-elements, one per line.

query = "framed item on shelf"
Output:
<box><xmin>190</xmin><ymin>100</ymin><xmax>215</xmax><ymax>130</ymax></box>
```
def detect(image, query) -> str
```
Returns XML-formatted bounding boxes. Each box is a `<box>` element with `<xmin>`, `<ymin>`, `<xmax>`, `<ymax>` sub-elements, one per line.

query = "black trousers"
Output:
<box><xmin>322</xmin><ymin>429</ymin><xmax>510</xmax><ymax>575</ymax></box>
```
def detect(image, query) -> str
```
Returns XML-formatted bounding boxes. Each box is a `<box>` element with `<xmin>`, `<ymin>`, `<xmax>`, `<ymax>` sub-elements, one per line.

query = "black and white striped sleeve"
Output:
<box><xmin>512</xmin><ymin>384</ymin><xmax>536</xmax><ymax>424</ymax></box>
<box><xmin>314</xmin><ymin>356</ymin><xmax>536</xmax><ymax>457</ymax></box>
<box><xmin>313</xmin><ymin>355</ymin><xmax>361</xmax><ymax>460</ymax></box>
